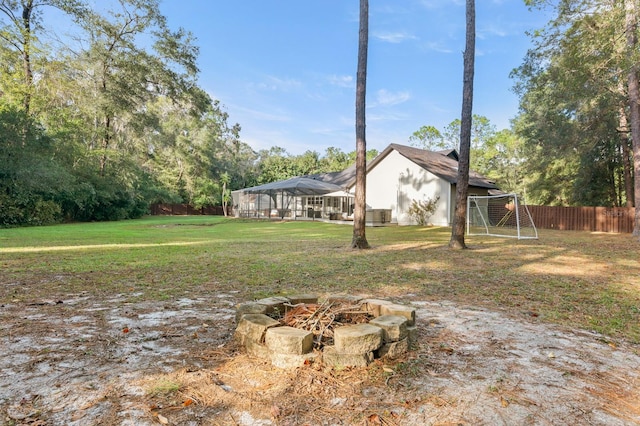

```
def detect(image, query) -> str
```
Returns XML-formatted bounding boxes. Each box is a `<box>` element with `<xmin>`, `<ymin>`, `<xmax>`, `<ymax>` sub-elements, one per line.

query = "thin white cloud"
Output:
<box><xmin>373</xmin><ymin>31</ymin><xmax>418</xmax><ymax>43</ymax></box>
<box><xmin>310</xmin><ymin>126</ymin><xmax>339</xmax><ymax>136</ymax></box>
<box><xmin>253</xmin><ymin>75</ymin><xmax>302</xmax><ymax>92</ymax></box>
<box><xmin>368</xmin><ymin>112</ymin><xmax>410</xmax><ymax>122</ymax></box>
<box><xmin>478</xmin><ymin>23</ymin><xmax>509</xmax><ymax>40</ymax></box>
<box><xmin>310</xmin><ymin>125</ymin><xmax>353</xmax><ymax>143</ymax></box>
<box><xmin>372</xmin><ymin>89</ymin><xmax>411</xmax><ymax>107</ymax></box>
<box><xmin>427</xmin><ymin>101</ymin><xmax>454</xmax><ymax>115</ymax></box>
<box><xmin>422</xmin><ymin>40</ymin><xmax>455</xmax><ymax>54</ymax></box>
<box><xmin>327</xmin><ymin>74</ymin><xmax>354</xmax><ymax>88</ymax></box>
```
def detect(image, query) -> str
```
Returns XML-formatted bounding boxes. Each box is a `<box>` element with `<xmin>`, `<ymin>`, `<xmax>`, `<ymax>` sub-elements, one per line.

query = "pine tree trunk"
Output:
<box><xmin>21</xmin><ymin>1</ymin><xmax>34</xmax><ymax>115</ymax></box>
<box><xmin>351</xmin><ymin>0</ymin><xmax>370</xmax><ymax>249</ymax></box>
<box><xmin>618</xmin><ymin>103</ymin><xmax>634</xmax><ymax>207</ymax></box>
<box><xmin>100</xmin><ymin>115</ymin><xmax>111</xmax><ymax>176</ymax></box>
<box><xmin>222</xmin><ymin>181</ymin><xmax>228</xmax><ymax>217</ymax></box>
<box><xmin>625</xmin><ymin>0</ymin><xmax>640</xmax><ymax>237</ymax></box>
<box><xmin>449</xmin><ymin>0</ymin><xmax>475</xmax><ymax>250</ymax></box>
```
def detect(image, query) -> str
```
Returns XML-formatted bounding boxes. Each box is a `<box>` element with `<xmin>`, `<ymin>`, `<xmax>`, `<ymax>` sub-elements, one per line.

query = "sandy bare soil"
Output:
<box><xmin>1</xmin><ymin>291</ymin><xmax>639</xmax><ymax>425</ymax></box>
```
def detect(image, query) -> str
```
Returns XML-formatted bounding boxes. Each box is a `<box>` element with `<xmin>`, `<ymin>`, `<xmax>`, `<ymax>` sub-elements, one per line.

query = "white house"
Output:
<box><xmin>344</xmin><ymin>144</ymin><xmax>498</xmax><ymax>226</ymax></box>
<box><xmin>233</xmin><ymin>143</ymin><xmax>499</xmax><ymax>226</ymax></box>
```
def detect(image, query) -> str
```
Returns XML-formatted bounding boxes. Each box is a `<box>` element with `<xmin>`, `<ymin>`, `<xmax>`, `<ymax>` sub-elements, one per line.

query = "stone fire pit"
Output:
<box><xmin>234</xmin><ymin>294</ymin><xmax>416</xmax><ymax>369</ymax></box>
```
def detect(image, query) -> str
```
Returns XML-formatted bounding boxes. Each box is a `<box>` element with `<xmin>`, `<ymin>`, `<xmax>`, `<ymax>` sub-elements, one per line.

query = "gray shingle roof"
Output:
<box><xmin>384</xmin><ymin>144</ymin><xmax>498</xmax><ymax>189</ymax></box>
<box><xmin>307</xmin><ymin>164</ymin><xmax>356</xmax><ymax>188</ymax></box>
<box><xmin>313</xmin><ymin>143</ymin><xmax>498</xmax><ymax>190</ymax></box>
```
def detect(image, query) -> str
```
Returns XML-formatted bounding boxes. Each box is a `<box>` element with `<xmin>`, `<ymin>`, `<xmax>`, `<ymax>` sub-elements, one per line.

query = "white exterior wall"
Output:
<box><xmin>354</xmin><ymin>150</ymin><xmax>452</xmax><ymax>226</ymax></box>
<box><xmin>448</xmin><ymin>184</ymin><xmax>457</xmax><ymax>225</ymax></box>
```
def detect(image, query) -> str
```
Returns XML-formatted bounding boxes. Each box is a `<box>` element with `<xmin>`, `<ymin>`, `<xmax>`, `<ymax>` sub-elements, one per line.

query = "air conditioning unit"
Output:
<box><xmin>365</xmin><ymin>209</ymin><xmax>392</xmax><ymax>226</ymax></box>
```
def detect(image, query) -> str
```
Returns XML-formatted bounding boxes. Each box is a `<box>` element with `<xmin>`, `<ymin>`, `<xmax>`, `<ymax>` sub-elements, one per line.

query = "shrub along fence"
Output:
<box><xmin>150</xmin><ymin>204</ymin><xmax>230</xmax><ymax>216</ymax></box>
<box><xmin>527</xmin><ymin>205</ymin><xmax>635</xmax><ymax>233</ymax></box>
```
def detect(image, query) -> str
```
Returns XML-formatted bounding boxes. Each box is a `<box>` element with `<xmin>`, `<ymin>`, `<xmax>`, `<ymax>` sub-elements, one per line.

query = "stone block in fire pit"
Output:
<box><xmin>265</xmin><ymin>326</ymin><xmax>314</xmax><ymax>355</ymax></box>
<box><xmin>270</xmin><ymin>352</ymin><xmax>318</xmax><ymax>369</ymax></box>
<box><xmin>287</xmin><ymin>294</ymin><xmax>318</xmax><ymax>305</ymax></box>
<box><xmin>379</xmin><ymin>303</ymin><xmax>416</xmax><ymax>326</ymax></box>
<box><xmin>255</xmin><ymin>296</ymin><xmax>290</xmax><ymax>316</ymax></box>
<box><xmin>377</xmin><ymin>337</ymin><xmax>409</xmax><ymax>360</ymax></box>
<box><xmin>234</xmin><ymin>314</ymin><xmax>280</xmax><ymax>346</ymax></box>
<box><xmin>245</xmin><ymin>339</ymin><xmax>270</xmax><ymax>359</ymax></box>
<box><xmin>322</xmin><ymin>346</ymin><xmax>374</xmax><ymax>368</ymax></box>
<box><xmin>334</xmin><ymin>323</ymin><xmax>383</xmax><ymax>354</ymax></box>
<box><xmin>369</xmin><ymin>315</ymin><xmax>408</xmax><ymax>342</ymax></box>
<box><xmin>360</xmin><ymin>298</ymin><xmax>394</xmax><ymax>316</ymax></box>
<box><xmin>235</xmin><ymin>301</ymin><xmax>268</xmax><ymax>323</ymax></box>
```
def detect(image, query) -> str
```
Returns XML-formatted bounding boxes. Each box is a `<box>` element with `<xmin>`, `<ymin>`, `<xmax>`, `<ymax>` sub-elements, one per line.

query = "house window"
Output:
<box><xmin>308</xmin><ymin>196</ymin><xmax>323</xmax><ymax>206</ymax></box>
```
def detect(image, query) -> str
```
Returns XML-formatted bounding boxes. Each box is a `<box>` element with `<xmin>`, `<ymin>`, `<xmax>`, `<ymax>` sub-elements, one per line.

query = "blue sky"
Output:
<box><xmin>158</xmin><ymin>1</ymin><xmax>549</xmax><ymax>155</ymax></box>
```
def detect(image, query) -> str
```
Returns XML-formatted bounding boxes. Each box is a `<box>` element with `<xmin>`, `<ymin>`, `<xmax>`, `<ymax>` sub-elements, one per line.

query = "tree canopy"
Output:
<box><xmin>410</xmin><ymin>116</ymin><xmax>527</xmax><ymax>196</ymax></box>
<box><xmin>0</xmin><ymin>0</ymin><xmax>255</xmax><ymax>225</ymax></box>
<box><xmin>513</xmin><ymin>0</ymin><xmax>638</xmax><ymax>215</ymax></box>
<box><xmin>3</xmin><ymin>0</ymin><xmax>639</xmax><ymax>236</ymax></box>
<box><xmin>0</xmin><ymin>0</ymin><xmax>370</xmax><ymax>227</ymax></box>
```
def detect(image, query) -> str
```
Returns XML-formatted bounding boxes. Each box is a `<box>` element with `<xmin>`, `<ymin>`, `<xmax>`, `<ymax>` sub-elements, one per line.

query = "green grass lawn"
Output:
<box><xmin>1</xmin><ymin>215</ymin><xmax>639</xmax><ymax>343</ymax></box>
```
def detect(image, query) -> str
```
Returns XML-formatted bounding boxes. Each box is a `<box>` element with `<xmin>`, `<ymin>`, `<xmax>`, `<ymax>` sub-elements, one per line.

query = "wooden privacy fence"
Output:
<box><xmin>150</xmin><ymin>203</ymin><xmax>231</xmax><ymax>216</ymax></box>
<box><xmin>150</xmin><ymin>203</ymin><xmax>635</xmax><ymax>233</ymax></box>
<box><xmin>526</xmin><ymin>205</ymin><xmax>635</xmax><ymax>233</ymax></box>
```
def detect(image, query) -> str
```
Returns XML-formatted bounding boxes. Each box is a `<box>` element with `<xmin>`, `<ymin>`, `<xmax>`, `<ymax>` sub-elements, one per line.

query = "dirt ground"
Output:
<box><xmin>1</xmin><ymin>290</ymin><xmax>639</xmax><ymax>426</ymax></box>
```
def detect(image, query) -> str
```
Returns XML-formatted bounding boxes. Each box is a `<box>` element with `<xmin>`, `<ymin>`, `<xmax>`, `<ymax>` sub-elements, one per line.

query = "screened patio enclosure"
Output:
<box><xmin>232</xmin><ymin>177</ymin><xmax>355</xmax><ymax>220</ymax></box>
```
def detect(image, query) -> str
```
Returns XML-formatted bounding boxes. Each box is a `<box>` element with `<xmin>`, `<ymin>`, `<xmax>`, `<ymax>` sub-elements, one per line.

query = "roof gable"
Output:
<box><xmin>309</xmin><ymin>143</ymin><xmax>498</xmax><ymax>190</ymax></box>
<box><xmin>387</xmin><ymin>144</ymin><xmax>498</xmax><ymax>189</ymax></box>
<box><xmin>436</xmin><ymin>148</ymin><xmax>459</xmax><ymax>161</ymax></box>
